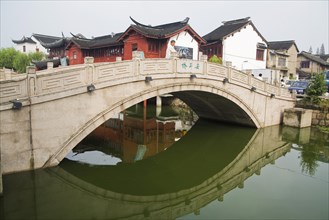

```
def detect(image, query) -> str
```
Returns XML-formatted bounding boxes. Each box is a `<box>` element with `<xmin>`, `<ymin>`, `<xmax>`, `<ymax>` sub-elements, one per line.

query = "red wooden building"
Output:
<box><xmin>65</xmin><ymin>33</ymin><xmax>124</xmax><ymax>65</ymax></box>
<box><xmin>65</xmin><ymin>17</ymin><xmax>205</xmax><ymax>65</ymax></box>
<box><xmin>118</xmin><ymin>17</ymin><xmax>205</xmax><ymax>60</ymax></box>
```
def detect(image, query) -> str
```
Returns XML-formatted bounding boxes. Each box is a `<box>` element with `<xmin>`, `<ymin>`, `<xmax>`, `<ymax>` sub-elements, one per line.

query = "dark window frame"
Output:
<box><xmin>256</xmin><ymin>49</ymin><xmax>264</xmax><ymax>61</ymax></box>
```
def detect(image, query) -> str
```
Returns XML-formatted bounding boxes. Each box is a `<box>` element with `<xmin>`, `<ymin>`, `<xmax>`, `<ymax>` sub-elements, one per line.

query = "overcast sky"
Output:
<box><xmin>1</xmin><ymin>0</ymin><xmax>328</xmax><ymax>53</ymax></box>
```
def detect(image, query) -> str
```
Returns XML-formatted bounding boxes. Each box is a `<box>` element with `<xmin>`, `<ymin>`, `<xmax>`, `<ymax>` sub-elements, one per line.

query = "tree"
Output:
<box><xmin>13</xmin><ymin>53</ymin><xmax>31</xmax><ymax>73</ymax></box>
<box><xmin>316</xmin><ymin>47</ymin><xmax>320</xmax><ymax>55</ymax></box>
<box><xmin>320</xmin><ymin>43</ymin><xmax>325</xmax><ymax>55</ymax></box>
<box><xmin>0</xmin><ymin>48</ymin><xmax>45</xmax><ymax>73</ymax></box>
<box><xmin>306</xmin><ymin>73</ymin><xmax>327</xmax><ymax>104</ymax></box>
<box><xmin>0</xmin><ymin>47</ymin><xmax>19</xmax><ymax>69</ymax></box>
<box><xmin>308</xmin><ymin>46</ymin><xmax>313</xmax><ymax>54</ymax></box>
<box><xmin>208</xmin><ymin>55</ymin><xmax>222</xmax><ymax>64</ymax></box>
<box><xmin>28</xmin><ymin>51</ymin><xmax>45</xmax><ymax>62</ymax></box>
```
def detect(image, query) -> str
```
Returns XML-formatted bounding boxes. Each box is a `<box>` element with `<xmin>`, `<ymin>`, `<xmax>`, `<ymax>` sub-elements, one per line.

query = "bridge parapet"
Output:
<box><xmin>0</xmin><ymin>56</ymin><xmax>293</xmax><ymax>108</ymax></box>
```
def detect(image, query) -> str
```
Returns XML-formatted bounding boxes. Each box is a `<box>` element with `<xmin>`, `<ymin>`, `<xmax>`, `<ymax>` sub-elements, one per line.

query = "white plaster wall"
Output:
<box><xmin>222</xmin><ymin>24</ymin><xmax>267</xmax><ymax>70</ymax></box>
<box><xmin>15</xmin><ymin>42</ymin><xmax>37</xmax><ymax>54</ymax></box>
<box><xmin>168</xmin><ymin>31</ymin><xmax>199</xmax><ymax>60</ymax></box>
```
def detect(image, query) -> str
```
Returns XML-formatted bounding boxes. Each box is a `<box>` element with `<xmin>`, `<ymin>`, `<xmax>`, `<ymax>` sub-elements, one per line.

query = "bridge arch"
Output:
<box><xmin>1</xmin><ymin>58</ymin><xmax>295</xmax><ymax>174</ymax></box>
<box><xmin>47</xmin><ymin>82</ymin><xmax>261</xmax><ymax>167</ymax></box>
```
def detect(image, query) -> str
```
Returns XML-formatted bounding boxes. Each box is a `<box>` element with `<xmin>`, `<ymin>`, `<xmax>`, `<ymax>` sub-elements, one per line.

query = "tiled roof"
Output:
<box><xmin>296</xmin><ymin>68</ymin><xmax>312</xmax><ymax>79</ymax></box>
<box><xmin>268</xmin><ymin>40</ymin><xmax>299</xmax><ymax>52</ymax></box>
<box><xmin>299</xmin><ymin>51</ymin><xmax>329</xmax><ymax>66</ymax></box>
<box><xmin>40</xmin><ymin>38</ymin><xmax>70</xmax><ymax>49</ymax></box>
<box><xmin>12</xmin><ymin>36</ymin><xmax>36</xmax><ymax>44</ymax></box>
<box><xmin>202</xmin><ymin>17</ymin><xmax>251</xmax><ymax>43</ymax></box>
<box><xmin>269</xmin><ymin>50</ymin><xmax>289</xmax><ymax>57</ymax></box>
<box><xmin>68</xmin><ymin>32</ymin><xmax>123</xmax><ymax>49</ymax></box>
<box><xmin>118</xmin><ymin>17</ymin><xmax>205</xmax><ymax>43</ymax></box>
<box><xmin>32</xmin><ymin>58</ymin><xmax>61</xmax><ymax>70</ymax></box>
<box><xmin>32</xmin><ymin>33</ymin><xmax>62</xmax><ymax>44</ymax></box>
<box><xmin>320</xmin><ymin>54</ymin><xmax>329</xmax><ymax>62</ymax></box>
<box><xmin>130</xmin><ymin>17</ymin><xmax>190</xmax><ymax>38</ymax></box>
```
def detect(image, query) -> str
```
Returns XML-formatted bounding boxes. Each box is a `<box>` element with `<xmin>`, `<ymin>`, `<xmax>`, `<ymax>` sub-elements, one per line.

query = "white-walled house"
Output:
<box><xmin>12</xmin><ymin>34</ymin><xmax>65</xmax><ymax>55</ymax></box>
<box><xmin>201</xmin><ymin>17</ymin><xmax>268</xmax><ymax>71</ymax></box>
<box><xmin>168</xmin><ymin>30</ymin><xmax>199</xmax><ymax>60</ymax></box>
<box><xmin>12</xmin><ymin>36</ymin><xmax>39</xmax><ymax>54</ymax></box>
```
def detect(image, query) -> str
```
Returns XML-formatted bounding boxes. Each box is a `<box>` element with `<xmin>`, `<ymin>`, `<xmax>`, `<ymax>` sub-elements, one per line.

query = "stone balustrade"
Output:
<box><xmin>0</xmin><ymin>56</ymin><xmax>293</xmax><ymax>108</ymax></box>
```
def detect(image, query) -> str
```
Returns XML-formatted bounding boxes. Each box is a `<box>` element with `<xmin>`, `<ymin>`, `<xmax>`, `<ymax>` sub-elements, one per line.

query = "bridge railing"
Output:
<box><xmin>0</xmin><ymin>53</ymin><xmax>293</xmax><ymax>107</ymax></box>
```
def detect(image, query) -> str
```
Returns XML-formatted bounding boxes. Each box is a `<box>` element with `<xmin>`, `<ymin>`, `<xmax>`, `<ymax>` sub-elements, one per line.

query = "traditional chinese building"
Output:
<box><xmin>12</xmin><ymin>34</ymin><xmax>69</xmax><ymax>57</ymax></box>
<box><xmin>65</xmin><ymin>17</ymin><xmax>205</xmax><ymax>65</ymax></box>
<box><xmin>117</xmin><ymin>17</ymin><xmax>205</xmax><ymax>60</ymax></box>
<box><xmin>32</xmin><ymin>33</ymin><xmax>70</xmax><ymax>59</ymax></box>
<box><xmin>201</xmin><ymin>17</ymin><xmax>268</xmax><ymax>71</ymax></box>
<box><xmin>12</xmin><ymin>36</ymin><xmax>39</xmax><ymax>54</ymax></box>
<box><xmin>65</xmin><ymin>33</ymin><xmax>124</xmax><ymax>65</ymax></box>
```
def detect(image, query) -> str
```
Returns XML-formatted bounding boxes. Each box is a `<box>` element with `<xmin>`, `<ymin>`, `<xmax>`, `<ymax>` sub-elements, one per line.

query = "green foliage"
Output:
<box><xmin>317</xmin><ymin>126</ymin><xmax>329</xmax><ymax>134</ymax></box>
<box><xmin>13</xmin><ymin>53</ymin><xmax>31</xmax><ymax>73</ymax></box>
<box><xmin>209</xmin><ymin>55</ymin><xmax>222</xmax><ymax>64</ymax></box>
<box><xmin>0</xmin><ymin>47</ymin><xmax>19</xmax><ymax>69</ymax></box>
<box><xmin>0</xmin><ymin>48</ymin><xmax>45</xmax><ymax>73</ymax></box>
<box><xmin>306</xmin><ymin>73</ymin><xmax>327</xmax><ymax>104</ymax></box>
<box><xmin>28</xmin><ymin>51</ymin><xmax>45</xmax><ymax>62</ymax></box>
<box><xmin>319</xmin><ymin>99</ymin><xmax>329</xmax><ymax>112</ymax></box>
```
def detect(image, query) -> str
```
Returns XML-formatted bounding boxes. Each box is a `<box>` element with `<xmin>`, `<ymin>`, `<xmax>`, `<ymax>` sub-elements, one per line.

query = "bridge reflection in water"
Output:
<box><xmin>1</xmin><ymin>115</ymin><xmax>291</xmax><ymax>220</ymax></box>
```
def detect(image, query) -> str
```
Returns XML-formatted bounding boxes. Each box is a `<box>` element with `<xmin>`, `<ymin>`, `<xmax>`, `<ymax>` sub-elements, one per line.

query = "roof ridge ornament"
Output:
<box><xmin>181</xmin><ymin>17</ymin><xmax>190</xmax><ymax>24</ymax></box>
<box><xmin>130</xmin><ymin>16</ymin><xmax>152</xmax><ymax>28</ymax></box>
<box><xmin>70</xmin><ymin>32</ymin><xmax>88</xmax><ymax>40</ymax></box>
<box><xmin>129</xmin><ymin>16</ymin><xmax>164</xmax><ymax>30</ymax></box>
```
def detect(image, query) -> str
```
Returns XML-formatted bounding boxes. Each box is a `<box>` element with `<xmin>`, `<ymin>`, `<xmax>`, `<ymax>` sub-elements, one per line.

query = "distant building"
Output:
<box><xmin>32</xmin><ymin>33</ymin><xmax>70</xmax><ymax>58</ymax></box>
<box><xmin>12</xmin><ymin>36</ymin><xmax>38</xmax><ymax>54</ymax></box>
<box><xmin>12</xmin><ymin>33</ymin><xmax>69</xmax><ymax>57</ymax></box>
<box><xmin>267</xmin><ymin>40</ymin><xmax>299</xmax><ymax>79</ymax></box>
<box><xmin>297</xmin><ymin>51</ymin><xmax>329</xmax><ymax>76</ymax></box>
<box><xmin>201</xmin><ymin>17</ymin><xmax>268</xmax><ymax>71</ymax></box>
<box><xmin>320</xmin><ymin>54</ymin><xmax>329</xmax><ymax>63</ymax></box>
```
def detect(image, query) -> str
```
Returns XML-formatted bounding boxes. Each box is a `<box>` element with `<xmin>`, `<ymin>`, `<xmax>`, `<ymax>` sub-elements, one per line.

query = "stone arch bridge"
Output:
<box><xmin>0</xmin><ymin>54</ymin><xmax>294</xmax><ymax>174</ymax></box>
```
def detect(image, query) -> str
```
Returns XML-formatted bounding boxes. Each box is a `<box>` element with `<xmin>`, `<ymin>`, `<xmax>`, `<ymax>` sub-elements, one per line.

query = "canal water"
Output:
<box><xmin>1</xmin><ymin>101</ymin><xmax>328</xmax><ymax>220</ymax></box>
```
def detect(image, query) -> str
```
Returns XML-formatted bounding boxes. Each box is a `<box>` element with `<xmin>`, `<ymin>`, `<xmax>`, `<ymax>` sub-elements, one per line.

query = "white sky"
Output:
<box><xmin>1</xmin><ymin>0</ymin><xmax>328</xmax><ymax>53</ymax></box>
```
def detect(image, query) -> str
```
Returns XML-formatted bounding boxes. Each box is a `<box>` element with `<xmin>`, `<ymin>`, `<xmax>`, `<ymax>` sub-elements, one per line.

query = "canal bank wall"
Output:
<box><xmin>312</xmin><ymin>110</ymin><xmax>329</xmax><ymax>126</ymax></box>
<box><xmin>284</xmin><ymin>108</ymin><xmax>329</xmax><ymax>128</ymax></box>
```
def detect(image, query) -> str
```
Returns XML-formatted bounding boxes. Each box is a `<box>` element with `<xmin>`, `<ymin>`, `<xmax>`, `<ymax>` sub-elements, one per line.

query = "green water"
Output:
<box><xmin>0</xmin><ymin>104</ymin><xmax>328</xmax><ymax>220</ymax></box>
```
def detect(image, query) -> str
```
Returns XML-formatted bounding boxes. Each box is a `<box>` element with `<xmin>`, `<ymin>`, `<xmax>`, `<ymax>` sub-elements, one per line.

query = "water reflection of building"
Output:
<box><xmin>85</xmin><ymin>114</ymin><xmax>176</xmax><ymax>163</ymax></box>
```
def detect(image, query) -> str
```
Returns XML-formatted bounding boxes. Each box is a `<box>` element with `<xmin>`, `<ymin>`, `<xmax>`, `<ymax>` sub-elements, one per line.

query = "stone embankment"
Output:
<box><xmin>312</xmin><ymin>110</ymin><xmax>329</xmax><ymax>126</ymax></box>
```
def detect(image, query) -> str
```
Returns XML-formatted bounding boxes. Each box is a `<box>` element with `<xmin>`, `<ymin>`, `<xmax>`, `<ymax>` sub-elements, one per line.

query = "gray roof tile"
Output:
<box><xmin>299</xmin><ymin>51</ymin><xmax>329</xmax><ymax>66</ymax></box>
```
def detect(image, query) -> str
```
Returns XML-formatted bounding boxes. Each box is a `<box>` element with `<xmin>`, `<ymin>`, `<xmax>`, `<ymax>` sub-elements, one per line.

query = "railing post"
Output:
<box><xmin>171</xmin><ymin>51</ymin><xmax>179</xmax><ymax>74</ymax></box>
<box><xmin>47</xmin><ymin>62</ymin><xmax>53</xmax><ymax>70</ymax></box>
<box><xmin>84</xmin><ymin>57</ymin><xmax>95</xmax><ymax>84</ymax></box>
<box><xmin>4</xmin><ymin>68</ymin><xmax>12</xmax><ymax>80</ymax></box>
<box><xmin>200</xmin><ymin>55</ymin><xmax>208</xmax><ymax>75</ymax></box>
<box><xmin>225</xmin><ymin>61</ymin><xmax>232</xmax><ymax>81</ymax></box>
<box><xmin>246</xmin><ymin>69</ymin><xmax>253</xmax><ymax>86</ymax></box>
<box><xmin>27</xmin><ymin>66</ymin><xmax>37</xmax><ymax>96</ymax></box>
<box><xmin>132</xmin><ymin>51</ymin><xmax>142</xmax><ymax>76</ymax></box>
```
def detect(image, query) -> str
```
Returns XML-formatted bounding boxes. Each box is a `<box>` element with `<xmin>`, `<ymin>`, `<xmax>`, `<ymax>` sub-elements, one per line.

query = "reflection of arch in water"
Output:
<box><xmin>59</xmin><ymin>125</ymin><xmax>290</xmax><ymax>219</ymax></box>
<box><xmin>1</xmin><ymin>124</ymin><xmax>291</xmax><ymax>220</ymax></box>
